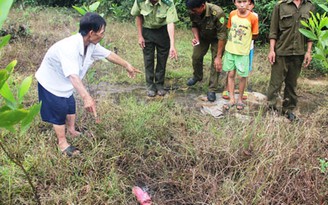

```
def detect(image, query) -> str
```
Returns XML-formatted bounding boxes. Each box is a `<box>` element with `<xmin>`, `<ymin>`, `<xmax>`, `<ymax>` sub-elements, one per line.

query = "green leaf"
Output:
<box><xmin>313</xmin><ymin>53</ymin><xmax>326</xmax><ymax>61</ymax></box>
<box><xmin>319</xmin><ymin>17</ymin><xmax>328</xmax><ymax>30</ymax></box>
<box><xmin>0</xmin><ymin>0</ymin><xmax>13</xmax><ymax>29</ymax></box>
<box><xmin>308</xmin><ymin>17</ymin><xmax>315</xmax><ymax>29</ymax></box>
<box><xmin>300</xmin><ymin>20</ymin><xmax>309</xmax><ymax>28</ymax></box>
<box><xmin>318</xmin><ymin>4</ymin><xmax>328</xmax><ymax>12</ymax></box>
<box><xmin>18</xmin><ymin>76</ymin><xmax>32</xmax><ymax>104</ymax></box>
<box><xmin>0</xmin><ymin>82</ymin><xmax>16</xmax><ymax>109</ymax></box>
<box><xmin>72</xmin><ymin>6</ymin><xmax>87</xmax><ymax>15</ymax></box>
<box><xmin>0</xmin><ymin>109</ymin><xmax>28</xmax><ymax>127</ymax></box>
<box><xmin>20</xmin><ymin>102</ymin><xmax>41</xmax><ymax>134</ymax></box>
<box><xmin>311</xmin><ymin>12</ymin><xmax>319</xmax><ymax>28</ymax></box>
<box><xmin>5</xmin><ymin>60</ymin><xmax>17</xmax><ymax>73</ymax></box>
<box><xmin>89</xmin><ymin>2</ymin><xmax>100</xmax><ymax>12</ymax></box>
<box><xmin>0</xmin><ymin>69</ymin><xmax>9</xmax><ymax>89</ymax></box>
<box><xmin>0</xmin><ymin>105</ymin><xmax>11</xmax><ymax>114</ymax></box>
<box><xmin>0</xmin><ymin>34</ymin><xmax>11</xmax><ymax>49</ymax></box>
<box><xmin>299</xmin><ymin>28</ymin><xmax>318</xmax><ymax>40</ymax></box>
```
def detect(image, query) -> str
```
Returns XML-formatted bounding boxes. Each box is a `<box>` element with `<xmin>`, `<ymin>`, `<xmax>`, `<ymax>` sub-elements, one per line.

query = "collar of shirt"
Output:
<box><xmin>204</xmin><ymin>2</ymin><xmax>211</xmax><ymax>17</ymax></box>
<box><xmin>145</xmin><ymin>0</ymin><xmax>162</xmax><ymax>6</ymax></box>
<box><xmin>286</xmin><ymin>0</ymin><xmax>309</xmax><ymax>4</ymax></box>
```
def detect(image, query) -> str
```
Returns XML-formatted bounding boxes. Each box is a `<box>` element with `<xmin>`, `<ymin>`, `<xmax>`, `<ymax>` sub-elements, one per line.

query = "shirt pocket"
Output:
<box><xmin>280</xmin><ymin>14</ymin><xmax>293</xmax><ymax>29</ymax></box>
<box><xmin>156</xmin><ymin>10</ymin><xmax>167</xmax><ymax>24</ymax></box>
<box><xmin>300</xmin><ymin>13</ymin><xmax>310</xmax><ymax>22</ymax></box>
<box><xmin>205</xmin><ymin>21</ymin><xmax>215</xmax><ymax>30</ymax></box>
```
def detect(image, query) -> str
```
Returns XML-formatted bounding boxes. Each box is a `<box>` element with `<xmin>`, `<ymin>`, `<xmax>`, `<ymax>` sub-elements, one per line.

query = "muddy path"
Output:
<box><xmin>87</xmin><ymin>78</ymin><xmax>328</xmax><ymax>117</ymax></box>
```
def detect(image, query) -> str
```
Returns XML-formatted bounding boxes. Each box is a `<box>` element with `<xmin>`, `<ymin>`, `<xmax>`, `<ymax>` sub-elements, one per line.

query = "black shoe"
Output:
<box><xmin>285</xmin><ymin>112</ymin><xmax>298</xmax><ymax>122</ymax></box>
<box><xmin>267</xmin><ymin>105</ymin><xmax>279</xmax><ymax>113</ymax></box>
<box><xmin>207</xmin><ymin>92</ymin><xmax>216</xmax><ymax>102</ymax></box>
<box><xmin>147</xmin><ymin>90</ymin><xmax>156</xmax><ymax>97</ymax></box>
<box><xmin>186</xmin><ymin>78</ymin><xmax>199</xmax><ymax>86</ymax></box>
<box><xmin>157</xmin><ymin>89</ymin><xmax>167</xmax><ymax>96</ymax></box>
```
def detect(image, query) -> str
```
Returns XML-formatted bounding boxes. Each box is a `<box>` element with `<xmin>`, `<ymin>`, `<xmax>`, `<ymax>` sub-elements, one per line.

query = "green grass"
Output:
<box><xmin>0</xmin><ymin>7</ymin><xmax>327</xmax><ymax>205</ymax></box>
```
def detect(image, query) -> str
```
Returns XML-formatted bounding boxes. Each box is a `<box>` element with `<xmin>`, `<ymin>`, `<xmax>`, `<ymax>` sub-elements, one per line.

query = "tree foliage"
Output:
<box><xmin>299</xmin><ymin>0</ymin><xmax>328</xmax><ymax>73</ymax></box>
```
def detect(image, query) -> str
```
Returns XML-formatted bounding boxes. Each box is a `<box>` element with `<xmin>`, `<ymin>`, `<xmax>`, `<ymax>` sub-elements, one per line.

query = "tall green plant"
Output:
<box><xmin>299</xmin><ymin>1</ymin><xmax>328</xmax><ymax>73</ymax></box>
<box><xmin>72</xmin><ymin>1</ymin><xmax>101</xmax><ymax>16</ymax></box>
<box><xmin>0</xmin><ymin>0</ymin><xmax>41</xmax><ymax>204</ymax></box>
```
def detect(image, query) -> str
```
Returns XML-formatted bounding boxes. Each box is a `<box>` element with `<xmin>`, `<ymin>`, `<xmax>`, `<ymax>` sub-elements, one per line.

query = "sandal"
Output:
<box><xmin>132</xmin><ymin>186</ymin><xmax>152</xmax><ymax>205</ymax></box>
<box><xmin>223</xmin><ymin>103</ymin><xmax>235</xmax><ymax>111</ymax></box>
<box><xmin>242</xmin><ymin>91</ymin><xmax>248</xmax><ymax>100</ymax></box>
<box><xmin>236</xmin><ymin>103</ymin><xmax>246</xmax><ymax>110</ymax></box>
<box><xmin>222</xmin><ymin>91</ymin><xmax>230</xmax><ymax>100</ymax></box>
<box><xmin>62</xmin><ymin>145</ymin><xmax>81</xmax><ymax>157</ymax></box>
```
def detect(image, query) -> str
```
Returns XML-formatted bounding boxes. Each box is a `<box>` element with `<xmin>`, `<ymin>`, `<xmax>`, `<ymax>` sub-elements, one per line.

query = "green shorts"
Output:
<box><xmin>223</xmin><ymin>51</ymin><xmax>249</xmax><ymax>77</ymax></box>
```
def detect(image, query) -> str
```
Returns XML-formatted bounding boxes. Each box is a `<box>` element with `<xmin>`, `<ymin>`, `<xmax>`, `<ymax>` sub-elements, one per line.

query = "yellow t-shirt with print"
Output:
<box><xmin>225</xmin><ymin>10</ymin><xmax>259</xmax><ymax>56</ymax></box>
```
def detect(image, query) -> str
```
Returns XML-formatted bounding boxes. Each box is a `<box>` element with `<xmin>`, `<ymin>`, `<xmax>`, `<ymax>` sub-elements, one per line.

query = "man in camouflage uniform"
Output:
<box><xmin>185</xmin><ymin>0</ymin><xmax>227</xmax><ymax>102</ymax></box>
<box><xmin>267</xmin><ymin>0</ymin><xmax>315</xmax><ymax>121</ymax></box>
<box><xmin>131</xmin><ymin>0</ymin><xmax>178</xmax><ymax>97</ymax></box>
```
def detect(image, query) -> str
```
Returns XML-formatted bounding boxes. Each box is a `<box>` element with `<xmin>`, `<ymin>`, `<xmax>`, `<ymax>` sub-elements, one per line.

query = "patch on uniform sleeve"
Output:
<box><xmin>219</xmin><ymin>17</ymin><xmax>225</xmax><ymax>24</ymax></box>
<box><xmin>212</xmin><ymin>10</ymin><xmax>217</xmax><ymax>16</ymax></box>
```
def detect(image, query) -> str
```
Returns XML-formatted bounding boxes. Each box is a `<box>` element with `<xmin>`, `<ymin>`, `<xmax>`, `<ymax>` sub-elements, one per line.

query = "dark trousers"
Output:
<box><xmin>142</xmin><ymin>26</ymin><xmax>170</xmax><ymax>91</ymax></box>
<box><xmin>267</xmin><ymin>55</ymin><xmax>304</xmax><ymax>112</ymax></box>
<box><xmin>192</xmin><ymin>38</ymin><xmax>220</xmax><ymax>92</ymax></box>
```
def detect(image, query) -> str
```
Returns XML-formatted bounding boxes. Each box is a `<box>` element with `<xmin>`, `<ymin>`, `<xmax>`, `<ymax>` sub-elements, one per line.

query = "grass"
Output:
<box><xmin>1</xmin><ymin>6</ymin><xmax>328</xmax><ymax>205</ymax></box>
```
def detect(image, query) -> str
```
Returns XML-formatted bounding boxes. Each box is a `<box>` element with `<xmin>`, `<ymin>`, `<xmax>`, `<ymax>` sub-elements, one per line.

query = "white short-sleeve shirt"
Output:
<box><xmin>35</xmin><ymin>33</ymin><xmax>111</xmax><ymax>98</ymax></box>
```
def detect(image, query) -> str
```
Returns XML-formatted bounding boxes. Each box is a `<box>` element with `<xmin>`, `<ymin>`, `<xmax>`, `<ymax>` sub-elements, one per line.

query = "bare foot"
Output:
<box><xmin>67</xmin><ymin>130</ymin><xmax>81</xmax><ymax>138</ymax></box>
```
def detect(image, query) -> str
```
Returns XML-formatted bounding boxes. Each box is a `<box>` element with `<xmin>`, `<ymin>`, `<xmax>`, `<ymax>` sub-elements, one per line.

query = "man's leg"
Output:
<box><xmin>53</xmin><ymin>124</ymin><xmax>69</xmax><ymax>151</ymax></box>
<box><xmin>267</xmin><ymin>56</ymin><xmax>287</xmax><ymax>109</ymax></box>
<box><xmin>282</xmin><ymin>55</ymin><xmax>303</xmax><ymax>113</ymax></box>
<box><xmin>142</xmin><ymin>27</ymin><xmax>156</xmax><ymax>93</ymax></box>
<box><xmin>154</xmin><ymin>26</ymin><xmax>170</xmax><ymax>93</ymax></box>
<box><xmin>66</xmin><ymin>114</ymin><xmax>80</xmax><ymax>137</ymax></box>
<box><xmin>188</xmin><ymin>40</ymin><xmax>210</xmax><ymax>84</ymax></box>
<box><xmin>208</xmin><ymin>41</ymin><xmax>220</xmax><ymax>92</ymax></box>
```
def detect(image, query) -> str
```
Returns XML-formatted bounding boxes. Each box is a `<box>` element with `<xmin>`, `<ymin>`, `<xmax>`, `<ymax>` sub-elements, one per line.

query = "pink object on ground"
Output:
<box><xmin>132</xmin><ymin>186</ymin><xmax>152</xmax><ymax>205</ymax></box>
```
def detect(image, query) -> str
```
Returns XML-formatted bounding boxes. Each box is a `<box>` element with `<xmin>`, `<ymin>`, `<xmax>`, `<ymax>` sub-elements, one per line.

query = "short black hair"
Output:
<box><xmin>79</xmin><ymin>12</ymin><xmax>106</xmax><ymax>36</ymax></box>
<box><xmin>185</xmin><ymin>0</ymin><xmax>206</xmax><ymax>9</ymax></box>
<box><xmin>250</xmin><ymin>0</ymin><xmax>255</xmax><ymax>4</ymax></box>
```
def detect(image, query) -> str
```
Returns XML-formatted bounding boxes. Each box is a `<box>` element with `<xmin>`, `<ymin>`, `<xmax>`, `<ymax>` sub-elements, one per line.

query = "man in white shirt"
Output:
<box><xmin>36</xmin><ymin>12</ymin><xmax>141</xmax><ymax>157</ymax></box>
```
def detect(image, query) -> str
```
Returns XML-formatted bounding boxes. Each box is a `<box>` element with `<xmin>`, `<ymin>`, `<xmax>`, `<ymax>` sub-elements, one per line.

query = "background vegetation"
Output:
<box><xmin>0</xmin><ymin>2</ymin><xmax>327</xmax><ymax>205</ymax></box>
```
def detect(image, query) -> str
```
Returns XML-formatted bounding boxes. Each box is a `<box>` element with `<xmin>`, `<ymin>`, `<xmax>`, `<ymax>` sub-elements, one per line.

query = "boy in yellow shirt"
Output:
<box><xmin>222</xmin><ymin>0</ymin><xmax>258</xmax><ymax>110</ymax></box>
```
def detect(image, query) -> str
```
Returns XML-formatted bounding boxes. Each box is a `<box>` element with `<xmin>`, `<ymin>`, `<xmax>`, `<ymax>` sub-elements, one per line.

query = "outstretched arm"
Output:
<box><xmin>106</xmin><ymin>52</ymin><xmax>142</xmax><ymax>78</ymax></box>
